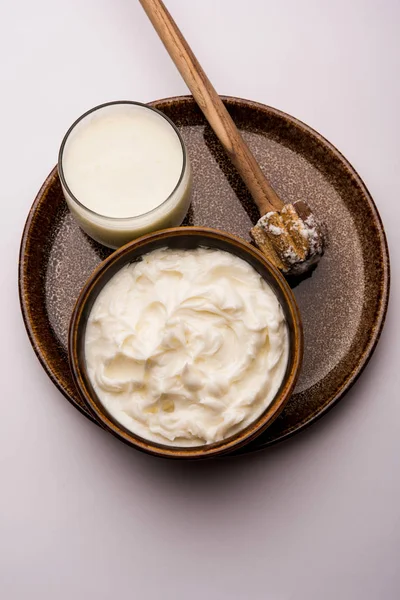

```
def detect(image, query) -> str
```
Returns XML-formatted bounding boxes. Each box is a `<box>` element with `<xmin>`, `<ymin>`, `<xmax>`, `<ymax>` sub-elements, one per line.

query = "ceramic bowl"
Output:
<box><xmin>69</xmin><ymin>227</ymin><xmax>303</xmax><ymax>459</ymax></box>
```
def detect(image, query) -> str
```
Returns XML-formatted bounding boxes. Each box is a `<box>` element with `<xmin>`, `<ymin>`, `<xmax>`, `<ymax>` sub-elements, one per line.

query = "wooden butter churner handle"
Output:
<box><xmin>139</xmin><ymin>0</ymin><xmax>283</xmax><ymax>215</ymax></box>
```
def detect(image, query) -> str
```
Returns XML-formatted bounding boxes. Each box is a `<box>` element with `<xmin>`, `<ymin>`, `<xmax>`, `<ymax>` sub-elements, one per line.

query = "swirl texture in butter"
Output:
<box><xmin>85</xmin><ymin>248</ymin><xmax>289</xmax><ymax>446</ymax></box>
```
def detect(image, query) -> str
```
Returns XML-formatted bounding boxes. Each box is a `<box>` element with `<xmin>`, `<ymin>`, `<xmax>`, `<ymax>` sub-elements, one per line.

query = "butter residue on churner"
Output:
<box><xmin>85</xmin><ymin>248</ymin><xmax>289</xmax><ymax>446</ymax></box>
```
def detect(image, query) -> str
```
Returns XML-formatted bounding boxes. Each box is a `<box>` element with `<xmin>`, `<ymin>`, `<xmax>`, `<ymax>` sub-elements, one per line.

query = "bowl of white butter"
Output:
<box><xmin>69</xmin><ymin>227</ymin><xmax>303</xmax><ymax>459</ymax></box>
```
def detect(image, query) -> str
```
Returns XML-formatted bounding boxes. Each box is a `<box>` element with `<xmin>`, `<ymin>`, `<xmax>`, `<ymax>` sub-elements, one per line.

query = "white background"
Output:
<box><xmin>1</xmin><ymin>1</ymin><xmax>399</xmax><ymax>598</ymax></box>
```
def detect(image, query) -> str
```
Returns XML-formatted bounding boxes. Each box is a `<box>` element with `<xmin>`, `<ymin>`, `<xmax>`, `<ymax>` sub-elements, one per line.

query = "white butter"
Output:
<box><xmin>85</xmin><ymin>248</ymin><xmax>289</xmax><ymax>446</ymax></box>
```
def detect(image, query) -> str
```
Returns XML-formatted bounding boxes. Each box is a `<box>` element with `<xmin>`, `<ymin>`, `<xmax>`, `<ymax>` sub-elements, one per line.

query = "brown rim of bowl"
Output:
<box><xmin>68</xmin><ymin>226</ymin><xmax>304</xmax><ymax>459</ymax></box>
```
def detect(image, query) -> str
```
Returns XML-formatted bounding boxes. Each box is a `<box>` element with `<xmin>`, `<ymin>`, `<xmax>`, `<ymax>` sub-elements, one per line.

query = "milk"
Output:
<box><xmin>59</xmin><ymin>102</ymin><xmax>192</xmax><ymax>248</ymax></box>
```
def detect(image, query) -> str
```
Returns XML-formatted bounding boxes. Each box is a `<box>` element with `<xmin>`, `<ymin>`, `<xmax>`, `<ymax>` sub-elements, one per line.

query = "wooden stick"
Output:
<box><xmin>139</xmin><ymin>0</ymin><xmax>283</xmax><ymax>214</ymax></box>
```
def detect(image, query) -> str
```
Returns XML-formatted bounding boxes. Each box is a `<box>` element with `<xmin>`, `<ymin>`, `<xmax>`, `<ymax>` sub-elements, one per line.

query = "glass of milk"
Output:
<box><xmin>58</xmin><ymin>101</ymin><xmax>192</xmax><ymax>248</ymax></box>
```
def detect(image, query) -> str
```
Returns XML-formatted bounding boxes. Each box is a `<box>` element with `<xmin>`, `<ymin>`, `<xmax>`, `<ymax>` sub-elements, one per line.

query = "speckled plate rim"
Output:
<box><xmin>18</xmin><ymin>95</ymin><xmax>390</xmax><ymax>451</ymax></box>
<box><xmin>19</xmin><ymin>173</ymin><xmax>98</xmax><ymax>426</ymax></box>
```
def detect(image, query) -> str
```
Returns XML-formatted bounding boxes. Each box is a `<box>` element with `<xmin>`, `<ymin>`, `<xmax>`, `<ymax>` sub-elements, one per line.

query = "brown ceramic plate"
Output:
<box><xmin>19</xmin><ymin>96</ymin><xmax>389</xmax><ymax>453</ymax></box>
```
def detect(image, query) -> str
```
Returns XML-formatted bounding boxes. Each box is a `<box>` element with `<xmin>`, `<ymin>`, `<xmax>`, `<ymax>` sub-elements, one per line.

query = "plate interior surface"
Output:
<box><xmin>19</xmin><ymin>96</ymin><xmax>389</xmax><ymax>451</ymax></box>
